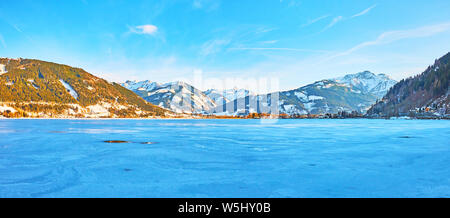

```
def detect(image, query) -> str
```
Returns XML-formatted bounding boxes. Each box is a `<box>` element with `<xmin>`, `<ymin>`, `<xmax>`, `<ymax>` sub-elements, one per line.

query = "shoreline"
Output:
<box><xmin>1</xmin><ymin>117</ymin><xmax>448</xmax><ymax>120</ymax></box>
<box><xmin>0</xmin><ymin>117</ymin><xmax>193</xmax><ymax>120</ymax></box>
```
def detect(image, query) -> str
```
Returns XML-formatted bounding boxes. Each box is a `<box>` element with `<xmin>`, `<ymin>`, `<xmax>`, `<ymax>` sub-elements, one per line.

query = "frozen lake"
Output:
<box><xmin>0</xmin><ymin>119</ymin><xmax>449</xmax><ymax>198</ymax></box>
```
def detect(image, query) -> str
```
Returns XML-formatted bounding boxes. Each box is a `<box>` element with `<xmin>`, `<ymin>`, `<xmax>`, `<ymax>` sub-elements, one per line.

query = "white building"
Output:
<box><xmin>0</xmin><ymin>64</ymin><xmax>6</xmax><ymax>75</ymax></box>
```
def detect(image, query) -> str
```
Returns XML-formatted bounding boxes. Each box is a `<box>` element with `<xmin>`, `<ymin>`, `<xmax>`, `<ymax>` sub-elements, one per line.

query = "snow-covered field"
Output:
<box><xmin>0</xmin><ymin>119</ymin><xmax>449</xmax><ymax>197</ymax></box>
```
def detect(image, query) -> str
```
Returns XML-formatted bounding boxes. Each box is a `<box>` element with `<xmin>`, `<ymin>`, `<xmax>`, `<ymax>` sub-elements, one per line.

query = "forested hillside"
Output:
<box><xmin>0</xmin><ymin>58</ymin><xmax>168</xmax><ymax>118</ymax></box>
<box><xmin>367</xmin><ymin>52</ymin><xmax>450</xmax><ymax>117</ymax></box>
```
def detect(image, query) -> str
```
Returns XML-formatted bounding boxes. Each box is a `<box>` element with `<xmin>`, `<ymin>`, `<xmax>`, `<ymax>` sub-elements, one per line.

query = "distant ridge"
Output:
<box><xmin>209</xmin><ymin>71</ymin><xmax>397</xmax><ymax>115</ymax></box>
<box><xmin>204</xmin><ymin>88</ymin><xmax>254</xmax><ymax>105</ymax></box>
<box><xmin>121</xmin><ymin>80</ymin><xmax>216</xmax><ymax>114</ymax></box>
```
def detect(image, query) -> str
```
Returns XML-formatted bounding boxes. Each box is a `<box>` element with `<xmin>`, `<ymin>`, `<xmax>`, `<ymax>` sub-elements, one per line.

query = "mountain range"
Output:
<box><xmin>122</xmin><ymin>71</ymin><xmax>397</xmax><ymax>115</ymax></box>
<box><xmin>208</xmin><ymin>71</ymin><xmax>396</xmax><ymax>115</ymax></box>
<box><xmin>121</xmin><ymin>80</ymin><xmax>256</xmax><ymax>114</ymax></box>
<box><xmin>121</xmin><ymin>80</ymin><xmax>217</xmax><ymax>113</ymax></box>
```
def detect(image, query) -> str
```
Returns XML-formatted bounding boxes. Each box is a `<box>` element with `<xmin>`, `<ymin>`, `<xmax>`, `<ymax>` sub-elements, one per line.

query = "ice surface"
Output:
<box><xmin>0</xmin><ymin>119</ymin><xmax>449</xmax><ymax>197</ymax></box>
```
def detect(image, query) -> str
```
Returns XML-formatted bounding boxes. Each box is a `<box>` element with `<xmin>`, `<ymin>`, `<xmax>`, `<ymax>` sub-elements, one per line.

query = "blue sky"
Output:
<box><xmin>1</xmin><ymin>0</ymin><xmax>450</xmax><ymax>91</ymax></box>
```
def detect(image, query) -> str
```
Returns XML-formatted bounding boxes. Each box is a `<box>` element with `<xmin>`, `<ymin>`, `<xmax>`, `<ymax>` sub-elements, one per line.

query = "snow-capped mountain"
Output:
<box><xmin>277</xmin><ymin>79</ymin><xmax>380</xmax><ymax>114</ymax></box>
<box><xmin>332</xmin><ymin>71</ymin><xmax>397</xmax><ymax>98</ymax></box>
<box><xmin>203</xmin><ymin>88</ymin><xmax>254</xmax><ymax>105</ymax></box>
<box><xmin>122</xmin><ymin>71</ymin><xmax>396</xmax><ymax>115</ymax></box>
<box><xmin>209</xmin><ymin>71</ymin><xmax>397</xmax><ymax>115</ymax></box>
<box><xmin>121</xmin><ymin>80</ymin><xmax>217</xmax><ymax>114</ymax></box>
<box><xmin>121</xmin><ymin>80</ymin><xmax>161</xmax><ymax>92</ymax></box>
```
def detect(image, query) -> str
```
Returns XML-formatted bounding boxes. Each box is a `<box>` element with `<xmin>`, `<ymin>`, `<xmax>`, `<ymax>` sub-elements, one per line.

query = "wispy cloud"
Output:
<box><xmin>11</xmin><ymin>24</ymin><xmax>22</xmax><ymax>33</ymax></box>
<box><xmin>193</xmin><ymin>0</ymin><xmax>202</xmax><ymax>8</ymax></box>
<box><xmin>329</xmin><ymin>22</ymin><xmax>450</xmax><ymax>59</ymax></box>
<box><xmin>229</xmin><ymin>47</ymin><xmax>330</xmax><ymax>53</ymax></box>
<box><xmin>315</xmin><ymin>5</ymin><xmax>376</xmax><ymax>33</ymax></box>
<box><xmin>199</xmin><ymin>26</ymin><xmax>277</xmax><ymax>56</ymax></box>
<box><xmin>321</xmin><ymin>16</ymin><xmax>343</xmax><ymax>32</ymax></box>
<box><xmin>0</xmin><ymin>34</ymin><xmax>6</xmax><ymax>48</ymax></box>
<box><xmin>351</xmin><ymin>5</ymin><xmax>377</xmax><ymax>18</ymax></box>
<box><xmin>129</xmin><ymin>24</ymin><xmax>158</xmax><ymax>35</ymax></box>
<box><xmin>280</xmin><ymin>0</ymin><xmax>301</xmax><ymax>7</ymax></box>
<box><xmin>193</xmin><ymin>0</ymin><xmax>220</xmax><ymax>11</ymax></box>
<box><xmin>254</xmin><ymin>27</ymin><xmax>277</xmax><ymax>34</ymax></box>
<box><xmin>301</xmin><ymin>15</ymin><xmax>330</xmax><ymax>27</ymax></box>
<box><xmin>2</xmin><ymin>20</ymin><xmax>35</xmax><ymax>43</ymax></box>
<box><xmin>200</xmin><ymin>39</ymin><xmax>230</xmax><ymax>56</ymax></box>
<box><xmin>261</xmin><ymin>40</ymin><xmax>278</xmax><ymax>44</ymax></box>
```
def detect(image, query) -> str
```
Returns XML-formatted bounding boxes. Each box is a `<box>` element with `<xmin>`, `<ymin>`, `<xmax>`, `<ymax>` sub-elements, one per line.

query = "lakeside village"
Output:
<box><xmin>1</xmin><ymin>102</ymin><xmax>448</xmax><ymax>119</ymax></box>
